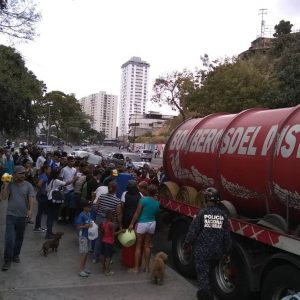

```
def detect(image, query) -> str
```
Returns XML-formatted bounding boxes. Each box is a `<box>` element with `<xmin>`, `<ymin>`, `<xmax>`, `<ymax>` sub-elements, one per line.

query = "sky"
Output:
<box><xmin>7</xmin><ymin>0</ymin><xmax>300</xmax><ymax>114</ymax></box>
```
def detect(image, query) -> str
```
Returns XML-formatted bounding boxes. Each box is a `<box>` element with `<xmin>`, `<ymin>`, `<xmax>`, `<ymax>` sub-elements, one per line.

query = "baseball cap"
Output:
<box><xmin>112</xmin><ymin>169</ymin><xmax>118</xmax><ymax>177</ymax></box>
<box><xmin>14</xmin><ymin>166</ymin><xmax>26</xmax><ymax>174</ymax></box>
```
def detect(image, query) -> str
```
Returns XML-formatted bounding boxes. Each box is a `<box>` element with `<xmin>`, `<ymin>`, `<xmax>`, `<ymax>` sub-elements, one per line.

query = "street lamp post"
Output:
<box><xmin>133</xmin><ymin>104</ymin><xmax>138</xmax><ymax>152</ymax></box>
<box><xmin>46</xmin><ymin>104</ymin><xmax>53</xmax><ymax>145</ymax></box>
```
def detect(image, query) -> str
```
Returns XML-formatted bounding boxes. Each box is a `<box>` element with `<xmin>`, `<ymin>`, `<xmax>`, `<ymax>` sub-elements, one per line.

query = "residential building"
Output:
<box><xmin>119</xmin><ymin>56</ymin><xmax>150</xmax><ymax>138</ymax></box>
<box><xmin>128</xmin><ymin>111</ymin><xmax>174</xmax><ymax>138</ymax></box>
<box><xmin>79</xmin><ymin>91</ymin><xmax>118</xmax><ymax>139</ymax></box>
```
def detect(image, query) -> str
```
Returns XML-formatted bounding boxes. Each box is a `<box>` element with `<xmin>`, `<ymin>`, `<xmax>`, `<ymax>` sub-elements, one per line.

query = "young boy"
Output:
<box><xmin>101</xmin><ymin>210</ymin><xmax>124</xmax><ymax>276</ymax></box>
<box><xmin>76</xmin><ymin>201</ymin><xmax>92</xmax><ymax>277</ymax></box>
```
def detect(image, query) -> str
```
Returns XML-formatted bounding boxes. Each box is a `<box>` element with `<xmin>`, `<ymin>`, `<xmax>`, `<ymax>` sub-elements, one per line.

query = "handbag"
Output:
<box><xmin>49</xmin><ymin>180</ymin><xmax>64</xmax><ymax>204</ymax></box>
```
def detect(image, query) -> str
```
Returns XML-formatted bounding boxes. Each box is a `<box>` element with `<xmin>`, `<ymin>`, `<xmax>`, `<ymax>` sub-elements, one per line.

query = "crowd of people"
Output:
<box><xmin>0</xmin><ymin>144</ymin><xmax>232</xmax><ymax>300</ymax></box>
<box><xmin>0</xmin><ymin>144</ymin><xmax>166</xmax><ymax>277</ymax></box>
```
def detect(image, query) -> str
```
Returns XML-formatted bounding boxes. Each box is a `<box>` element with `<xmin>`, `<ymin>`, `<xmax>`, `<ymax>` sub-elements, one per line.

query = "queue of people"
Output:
<box><xmin>0</xmin><ymin>144</ymin><xmax>164</xmax><ymax>276</ymax></box>
<box><xmin>0</xmin><ymin>144</ymin><xmax>232</xmax><ymax>300</ymax></box>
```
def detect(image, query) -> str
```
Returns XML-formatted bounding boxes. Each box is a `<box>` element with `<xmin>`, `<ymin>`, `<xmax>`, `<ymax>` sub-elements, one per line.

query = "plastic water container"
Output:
<box><xmin>116</xmin><ymin>173</ymin><xmax>134</xmax><ymax>198</ymax></box>
<box><xmin>118</xmin><ymin>229</ymin><xmax>136</xmax><ymax>247</ymax></box>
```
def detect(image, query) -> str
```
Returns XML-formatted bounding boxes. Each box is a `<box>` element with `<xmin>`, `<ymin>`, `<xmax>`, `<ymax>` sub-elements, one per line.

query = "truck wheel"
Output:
<box><xmin>211</xmin><ymin>249</ymin><xmax>252</xmax><ymax>300</ymax></box>
<box><xmin>171</xmin><ymin>222</ymin><xmax>196</xmax><ymax>277</ymax></box>
<box><xmin>261</xmin><ymin>265</ymin><xmax>300</xmax><ymax>300</ymax></box>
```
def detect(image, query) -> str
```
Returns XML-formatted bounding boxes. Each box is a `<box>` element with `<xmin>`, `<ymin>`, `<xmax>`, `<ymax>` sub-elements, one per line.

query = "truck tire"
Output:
<box><xmin>211</xmin><ymin>248</ymin><xmax>252</xmax><ymax>300</ymax></box>
<box><xmin>171</xmin><ymin>222</ymin><xmax>196</xmax><ymax>277</ymax></box>
<box><xmin>261</xmin><ymin>265</ymin><xmax>300</xmax><ymax>300</ymax></box>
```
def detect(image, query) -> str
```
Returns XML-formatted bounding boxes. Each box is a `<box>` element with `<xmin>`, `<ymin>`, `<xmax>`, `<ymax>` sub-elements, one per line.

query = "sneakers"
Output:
<box><xmin>34</xmin><ymin>227</ymin><xmax>46</xmax><ymax>233</ymax></box>
<box><xmin>12</xmin><ymin>256</ymin><xmax>20</xmax><ymax>263</ymax></box>
<box><xmin>2</xmin><ymin>261</ymin><xmax>11</xmax><ymax>271</ymax></box>
<box><xmin>78</xmin><ymin>271</ymin><xmax>89</xmax><ymax>277</ymax></box>
<box><xmin>105</xmin><ymin>271</ymin><xmax>114</xmax><ymax>276</ymax></box>
<box><xmin>84</xmin><ymin>269</ymin><xmax>91</xmax><ymax>274</ymax></box>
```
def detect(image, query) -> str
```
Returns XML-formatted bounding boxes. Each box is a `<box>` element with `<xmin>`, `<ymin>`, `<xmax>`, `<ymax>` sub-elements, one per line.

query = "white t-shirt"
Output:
<box><xmin>47</xmin><ymin>179</ymin><xmax>66</xmax><ymax>200</ymax></box>
<box><xmin>36</xmin><ymin>156</ymin><xmax>46</xmax><ymax>169</ymax></box>
<box><xmin>60</xmin><ymin>166</ymin><xmax>76</xmax><ymax>191</ymax></box>
<box><xmin>94</xmin><ymin>186</ymin><xmax>109</xmax><ymax>204</ymax></box>
<box><xmin>121</xmin><ymin>191</ymin><xmax>143</xmax><ymax>203</ymax></box>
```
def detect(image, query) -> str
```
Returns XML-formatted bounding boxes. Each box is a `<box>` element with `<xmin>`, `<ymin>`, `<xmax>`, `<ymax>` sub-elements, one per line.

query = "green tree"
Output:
<box><xmin>151</xmin><ymin>70</ymin><xmax>195</xmax><ymax>121</ymax></box>
<box><xmin>189</xmin><ymin>55</ymin><xmax>279</xmax><ymax>115</ymax></box>
<box><xmin>33</xmin><ymin>91</ymin><xmax>98</xmax><ymax>144</ymax></box>
<box><xmin>271</xmin><ymin>32</ymin><xmax>300</xmax><ymax>108</ymax></box>
<box><xmin>273</xmin><ymin>20</ymin><xmax>293</xmax><ymax>37</ymax></box>
<box><xmin>0</xmin><ymin>45</ymin><xmax>45</xmax><ymax>135</ymax></box>
<box><xmin>0</xmin><ymin>0</ymin><xmax>41</xmax><ymax>41</ymax></box>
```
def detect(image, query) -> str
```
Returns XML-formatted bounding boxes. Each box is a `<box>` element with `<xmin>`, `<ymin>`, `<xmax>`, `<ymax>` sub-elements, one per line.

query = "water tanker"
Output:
<box><xmin>158</xmin><ymin>106</ymin><xmax>300</xmax><ymax>300</ymax></box>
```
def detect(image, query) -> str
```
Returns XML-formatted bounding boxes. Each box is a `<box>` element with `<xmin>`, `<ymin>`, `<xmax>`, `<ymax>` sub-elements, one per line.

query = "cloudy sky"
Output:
<box><xmin>11</xmin><ymin>0</ymin><xmax>300</xmax><ymax>113</ymax></box>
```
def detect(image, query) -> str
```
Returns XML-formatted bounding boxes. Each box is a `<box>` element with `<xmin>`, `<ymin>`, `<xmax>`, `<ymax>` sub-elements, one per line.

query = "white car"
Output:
<box><xmin>139</xmin><ymin>149</ymin><xmax>153</xmax><ymax>162</ymax></box>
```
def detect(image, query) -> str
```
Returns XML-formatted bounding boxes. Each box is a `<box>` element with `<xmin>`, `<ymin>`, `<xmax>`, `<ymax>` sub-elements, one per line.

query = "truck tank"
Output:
<box><xmin>164</xmin><ymin>106</ymin><xmax>300</xmax><ymax>228</ymax></box>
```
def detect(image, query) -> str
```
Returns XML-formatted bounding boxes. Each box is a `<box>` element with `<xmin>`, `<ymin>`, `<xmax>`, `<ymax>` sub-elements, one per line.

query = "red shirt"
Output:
<box><xmin>102</xmin><ymin>220</ymin><xmax>114</xmax><ymax>244</ymax></box>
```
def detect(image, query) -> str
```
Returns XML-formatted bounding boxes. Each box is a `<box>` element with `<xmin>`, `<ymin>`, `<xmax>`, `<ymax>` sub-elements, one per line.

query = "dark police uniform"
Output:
<box><xmin>185</xmin><ymin>204</ymin><xmax>232</xmax><ymax>299</ymax></box>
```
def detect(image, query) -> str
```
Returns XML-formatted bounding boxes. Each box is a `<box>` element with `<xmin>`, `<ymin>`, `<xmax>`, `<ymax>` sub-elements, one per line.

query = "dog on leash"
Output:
<box><xmin>41</xmin><ymin>232</ymin><xmax>64</xmax><ymax>256</ymax></box>
<box><xmin>151</xmin><ymin>251</ymin><xmax>168</xmax><ymax>285</ymax></box>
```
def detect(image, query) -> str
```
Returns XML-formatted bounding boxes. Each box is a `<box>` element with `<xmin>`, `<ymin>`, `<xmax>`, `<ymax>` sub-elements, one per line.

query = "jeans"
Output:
<box><xmin>4</xmin><ymin>215</ymin><xmax>27</xmax><ymax>261</ymax></box>
<box><xmin>34</xmin><ymin>193</ymin><xmax>48</xmax><ymax>229</ymax></box>
<box><xmin>93</xmin><ymin>215</ymin><xmax>105</xmax><ymax>259</ymax></box>
<box><xmin>46</xmin><ymin>202</ymin><xmax>60</xmax><ymax>236</ymax></box>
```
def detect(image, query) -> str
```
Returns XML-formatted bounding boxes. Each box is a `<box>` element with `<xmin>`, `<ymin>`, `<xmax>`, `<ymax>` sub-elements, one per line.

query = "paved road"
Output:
<box><xmin>0</xmin><ymin>198</ymin><xmax>198</xmax><ymax>300</ymax></box>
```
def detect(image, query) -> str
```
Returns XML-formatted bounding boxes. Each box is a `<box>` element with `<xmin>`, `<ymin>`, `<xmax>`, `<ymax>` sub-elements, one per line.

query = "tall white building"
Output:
<box><xmin>119</xmin><ymin>56</ymin><xmax>150</xmax><ymax>137</ymax></box>
<box><xmin>79</xmin><ymin>91</ymin><xmax>118</xmax><ymax>139</ymax></box>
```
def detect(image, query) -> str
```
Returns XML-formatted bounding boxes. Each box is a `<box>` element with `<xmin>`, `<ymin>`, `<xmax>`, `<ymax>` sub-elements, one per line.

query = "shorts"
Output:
<box><xmin>101</xmin><ymin>242</ymin><xmax>113</xmax><ymax>258</ymax></box>
<box><xmin>79</xmin><ymin>236</ymin><xmax>88</xmax><ymax>254</ymax></box>
<box><xmin>136</xmin><ymin>221</ymin><xmax>156</xmax><ymax>235</ymax></box>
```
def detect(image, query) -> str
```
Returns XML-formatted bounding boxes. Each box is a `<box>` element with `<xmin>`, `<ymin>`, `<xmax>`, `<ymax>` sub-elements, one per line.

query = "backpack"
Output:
<box><xmin>48</xmin><ymin>180</ymin><xmax>64</xmax><ymax>204</ymax></box>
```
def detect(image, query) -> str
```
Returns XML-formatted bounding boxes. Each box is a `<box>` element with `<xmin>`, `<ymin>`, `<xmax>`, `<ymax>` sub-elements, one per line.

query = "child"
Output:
<box><xmin>76</xmin><ymin>201</ymin><xmax>92</xmax><ymax>277</ymax></box>
<box><xmin>101</xmin><ymin>210</ymin><xmax>124</xmax><ymax>276</ymax></box>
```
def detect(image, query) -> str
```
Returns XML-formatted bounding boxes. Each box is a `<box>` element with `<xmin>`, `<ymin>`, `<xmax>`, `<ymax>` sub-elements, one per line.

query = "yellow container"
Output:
<box><xmin>118</xmin><ymin>229</ymin><xmax>136</xmax><ymax>247</ymax></box>
<box><xmin>1</xmin><ymin>173</ymin><xmax>13</xmax><ymax>183</ymax></box>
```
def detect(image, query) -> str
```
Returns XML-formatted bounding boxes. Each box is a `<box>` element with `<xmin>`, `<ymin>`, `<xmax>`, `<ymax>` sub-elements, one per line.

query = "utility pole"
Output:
<box><xmin>46</xmin><ymin>103</ymin><xmax>53</xmax><ymax>145</ymax></box>
<box><xmin>133</xmin><ymin>103</ymin><xmax>137</xmax><ymax>152</ymax></box>
<box><xmin>259</xmin><ymin>8</ymin><xmax>268</xmax><ymax>38</ymax></box>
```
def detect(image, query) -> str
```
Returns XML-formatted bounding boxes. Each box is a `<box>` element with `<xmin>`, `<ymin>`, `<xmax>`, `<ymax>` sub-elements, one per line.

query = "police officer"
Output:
<box><xmin>184</xmin><ymin>187</ymin><xmax>232</xmax><ymax>300</ymax></box>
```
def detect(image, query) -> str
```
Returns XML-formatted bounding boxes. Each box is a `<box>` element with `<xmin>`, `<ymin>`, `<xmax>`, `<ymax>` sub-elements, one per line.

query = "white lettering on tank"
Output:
<box><xmin>247</xmin><ymin>126</ymin><xmax>261</xmax><ymax>155</ymax></box>
<box><xmin>196</xmin><ymin>129</ymin><xmax>210</xmax><ymax>152</ymax></box>
<box><xmin>281</xmin><ymin>124</ymin><xmax>300</xmax><ymax>158</ymax></box>
<box><xmin>175</xmin><ymin>130</ymin><xmax>189</xmax><ymax>151</ymax></box>
<box><xmin>202</xmin><ymin>129</ymin><xmax>218</xmax><ymax>153</ymax></box>
<box><xmin>228</xmin><ymin>127</ymin><xmax>244</xmax><ymax>154</ymax></box>
<box><xmin>211</xmin><ymin>129</ymin><xmax>224</xmax><ymax>152</ymax></box>
<box><xmin>189</xmin><ymin>129</ymin><xmax>203</xmax><ymax>152</ymax></box>
<box><xmin>238</xmin><ymin>127</ymin><xmax>256</xmax><ymax>155</ymax></box>
<box><xmin>261</xmin><ymin>125</ymin><xmax>278</xmax><ymax>156</ymax></box>
<box><xmin>220</xmin><ymin>128</ymin><xmax>235</xmax><ymax>154</ymax></box>
<box><xmin>169</xmin><ymin>130</ymin><xmax>182</xmax><ymax>150</ymax></box>
<box><xmin>276</xmin><ymin>126</ymin><xmax>289</xmax><ymax>156</ymax></box>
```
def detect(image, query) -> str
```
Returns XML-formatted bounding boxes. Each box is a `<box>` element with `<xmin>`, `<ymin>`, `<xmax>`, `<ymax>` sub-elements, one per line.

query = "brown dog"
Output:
<box><xmin>151</xmin><ymin>251</ymin><xmax>168</xmax><ymax>285</ymax></box>
<box><xmin>41</xmin><ymin>232</ymin><xmax>64</xmax><ymax>256</ymax></box>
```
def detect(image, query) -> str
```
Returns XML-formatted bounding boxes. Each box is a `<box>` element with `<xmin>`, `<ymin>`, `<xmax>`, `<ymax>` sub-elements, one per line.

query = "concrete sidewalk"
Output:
<box><xmin>0</xmin><ymin>200</ymin><xmax>197</xmax><ymax>300</ymax></box>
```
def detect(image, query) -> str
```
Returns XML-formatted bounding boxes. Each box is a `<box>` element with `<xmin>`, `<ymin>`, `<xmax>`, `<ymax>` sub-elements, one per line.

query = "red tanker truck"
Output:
<box><xmin>158</xmin><ymin>106</ymin><xmax>300</xmax><ymax>300</ymax></box>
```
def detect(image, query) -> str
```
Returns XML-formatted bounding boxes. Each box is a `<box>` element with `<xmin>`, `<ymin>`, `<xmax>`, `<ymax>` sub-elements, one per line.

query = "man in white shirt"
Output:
<box><xmin>59</xmin><ymin>156</ymin><xmax>77</xmax><ymax>222</ymax></box>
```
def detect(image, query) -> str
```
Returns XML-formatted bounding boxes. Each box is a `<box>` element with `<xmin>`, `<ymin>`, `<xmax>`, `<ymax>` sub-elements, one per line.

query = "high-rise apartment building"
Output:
<box><xmin>79</xmin><ymin>91</ymin><xmax>118</xmax><ymax>139</ymax></box>
<box><xmin>119</xmin><ymin>56</ymin><xmax>150</xmax><ymax>137</ymax></box>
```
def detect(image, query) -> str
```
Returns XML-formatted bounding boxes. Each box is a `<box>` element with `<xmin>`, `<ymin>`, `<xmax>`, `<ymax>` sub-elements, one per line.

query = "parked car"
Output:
<box><xmin>139</xmin><ymin>149</ymin><xmax>153</xmax><ymax>162</ymax></box>
<box><xmin>109</xmin><ymin>152</ymin><xmax>148</xmax><ymax>169</ymax></box>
